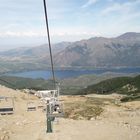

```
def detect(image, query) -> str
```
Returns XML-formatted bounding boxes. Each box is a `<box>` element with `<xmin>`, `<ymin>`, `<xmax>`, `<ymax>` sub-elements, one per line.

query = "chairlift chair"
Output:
<box><xmin>0</xmin><ymin>96</ymin><xmax>14</xmax><ymax>115</ymax></box>
<box><xmin>38</xmin><ymin>101</ymin><xmax>46</xmax><ymax>109</ymax></box>
<box><xmin>27</xmin><ymin>101</ymin><xmax>36</xmax><ymax>111</ymax></box>
<box><xmin>47</xmin><ymin>98</ymin><xmax>64</xmax><ymax>118</ymax></box>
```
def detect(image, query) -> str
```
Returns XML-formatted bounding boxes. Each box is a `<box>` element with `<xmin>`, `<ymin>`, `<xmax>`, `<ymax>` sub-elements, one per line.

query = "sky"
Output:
<box><xmin>0</xmin><ymin>0</ymin><xmax>140</xmax><ymax>50</ymax></box>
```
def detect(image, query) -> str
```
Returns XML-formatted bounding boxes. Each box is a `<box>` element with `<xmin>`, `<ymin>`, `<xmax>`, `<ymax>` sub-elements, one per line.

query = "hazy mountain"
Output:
<box><xmin>0</xmin><ymin>42</ymin><xmax>71</xmax><ymax>73</ymax></box>
<box><xmin>0</xmin><ymin>32</ymin><xmax>140</xmax><ymax>73</ymax></box>
<box><xmin>54</xmin><ymin>32</ymin><xmax>140</xmax><ymax>67</ymax></box>
<box><xmin>117</xmin><ymin>32</ymin><xmax>140</xmax><ymax>39</ymax></box>
<box><xmin>0</xmin><ymin>42</ymin><xmax>71</xmax><ymax>59</ymax></box>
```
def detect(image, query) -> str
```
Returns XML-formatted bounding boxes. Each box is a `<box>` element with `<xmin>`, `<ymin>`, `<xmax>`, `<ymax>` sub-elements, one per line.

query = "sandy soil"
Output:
<box><xmin>0</xmin><ymin>85</ymin><xmax>140</xmax><ymax>140</ymax></box>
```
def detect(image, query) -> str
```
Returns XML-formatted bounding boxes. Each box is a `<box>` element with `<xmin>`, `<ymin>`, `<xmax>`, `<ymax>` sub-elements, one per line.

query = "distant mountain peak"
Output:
<box><xmin>117</xmin><ymin>32</ymin><xmax>140</xmax><ymax>39</ymax></box>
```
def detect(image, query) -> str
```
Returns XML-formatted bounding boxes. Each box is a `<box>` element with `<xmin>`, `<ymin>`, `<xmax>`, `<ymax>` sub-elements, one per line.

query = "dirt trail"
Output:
<box><xmin>0</xmin><ymin>86</ymin><xmax>140</xmax><ymax>140</ymax></box>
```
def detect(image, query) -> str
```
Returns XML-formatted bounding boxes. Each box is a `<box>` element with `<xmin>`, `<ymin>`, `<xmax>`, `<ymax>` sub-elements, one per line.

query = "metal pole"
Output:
<box><xmin>12</xmin><ymin>97</ymin><xmax>15</xmax><ymax>112</ymax></box>
<box><xmin>57</xmin><ymin>83</ymin><xmax>60</xmax><ymax>97</ymax></box>
<box><xmin>46</xmin><ymin>100</ymin><xmax>52</xmax><ymax>133</ymax></box>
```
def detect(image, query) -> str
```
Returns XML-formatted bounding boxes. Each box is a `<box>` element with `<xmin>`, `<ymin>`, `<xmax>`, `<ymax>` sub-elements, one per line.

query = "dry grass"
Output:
<box><xmin>64</xmin><ymin>97</ymin><xmax>104</xmax><ymax>120</ymax></box>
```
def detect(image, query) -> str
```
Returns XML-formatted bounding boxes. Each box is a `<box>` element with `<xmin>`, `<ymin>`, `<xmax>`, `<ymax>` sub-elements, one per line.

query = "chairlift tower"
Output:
<box><xmin>42</xmin><ymin>0</ymin><xmax>64</xmax><ymax>133</ymax></box>
<box><xmin>46</xmin><ymin>84</ymin><xmax>64</xmax><ymax>133</ymax></box>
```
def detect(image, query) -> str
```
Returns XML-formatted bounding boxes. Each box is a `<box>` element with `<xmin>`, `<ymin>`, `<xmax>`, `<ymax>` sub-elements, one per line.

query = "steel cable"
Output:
<box><xmin>43</xmin><ymin>0</ymin><xmax>56</xmax><ymax>89</ymax></box>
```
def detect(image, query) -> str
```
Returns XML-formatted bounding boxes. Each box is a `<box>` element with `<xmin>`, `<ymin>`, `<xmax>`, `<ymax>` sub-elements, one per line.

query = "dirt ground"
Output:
<box><xmin>0</xmin><ymin>85</ymin><xmax>140</xmax><ymax>140</ymax></box>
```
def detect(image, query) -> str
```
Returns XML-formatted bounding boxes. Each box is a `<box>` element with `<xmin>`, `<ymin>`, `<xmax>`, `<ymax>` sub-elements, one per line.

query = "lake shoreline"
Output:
<box><xmin>3</xmin><ymin>67</ymin><xmax>140</xmax><ymax>80</ymax></box>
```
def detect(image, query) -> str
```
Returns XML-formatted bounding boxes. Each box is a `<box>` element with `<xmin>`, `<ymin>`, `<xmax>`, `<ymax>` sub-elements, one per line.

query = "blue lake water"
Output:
<box><xmin>6</xmin><ymin>67</ymin><xmax>140</xmax><ymax>79</ymax></box>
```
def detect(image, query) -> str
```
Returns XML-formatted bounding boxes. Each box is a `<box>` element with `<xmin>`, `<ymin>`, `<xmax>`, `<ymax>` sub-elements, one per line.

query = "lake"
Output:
<box><xmin>6</xmin><ymin>67</ymin><xmax>140</xmax><ymax>79</ymax></box>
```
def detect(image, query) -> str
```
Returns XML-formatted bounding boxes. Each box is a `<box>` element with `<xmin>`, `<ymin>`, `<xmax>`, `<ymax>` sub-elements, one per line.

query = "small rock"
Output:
<box><xmin>90</xmin><ymin>117</ymin><xmax>95</xmax><ymax>121</ymax></box>
<box><xmin>16</xmin><ymin>122</ymin><xmax>23</xmax><ymax>126</ymax></box>
<box><xmin>124</xmin><ymin>122</ymin><xmax>129</xmax><ymax>124</ymax></box>
<box><xmin>78</xmin><ymin>116</ymin><xmax>84</xmax><ymax>120</ymax></box>
<box><xmin>96</xmin><ymin>116</ymin><xmax>102</xmax><ymax>120</ymax></box>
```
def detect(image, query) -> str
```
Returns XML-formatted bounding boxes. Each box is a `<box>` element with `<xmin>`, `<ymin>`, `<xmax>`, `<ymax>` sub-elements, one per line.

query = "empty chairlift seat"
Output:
<box><xmin>27</xmin><ymin>101</ymin><xmax>36</xmax><ymax>111</ymax></box>
<box><xmin>37</xmin><ymin>101</ymin><xmax>46</xmax><ymax>109</ymax></box>
<box><xmin>0</xmin><ymin>96</ymin><xmax>14</xmax><ymax>115</ymax></box>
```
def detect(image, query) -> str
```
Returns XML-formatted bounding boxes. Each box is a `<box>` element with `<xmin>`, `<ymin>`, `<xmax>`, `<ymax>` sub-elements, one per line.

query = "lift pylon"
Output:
<box><xmin>42</xmin><ymin>0</ymin><xmax>64</xmax><ymax>133</ymax></box>
<box><xmin>45</xmin><ymin>85</ymin><xmax>64</xmax><ymax>133</ymax></box>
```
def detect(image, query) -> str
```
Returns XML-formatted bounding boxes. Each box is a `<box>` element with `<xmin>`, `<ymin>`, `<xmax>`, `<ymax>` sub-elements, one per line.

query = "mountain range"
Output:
<box><xmin>54</xmin><ymin>32</ymin><xmax>140</xmax><ymax>67</ymax></box>
<box><xmin>0</xmin><ymin>32</ymin><xmax>140</xmax><ymax>73</ymax></box>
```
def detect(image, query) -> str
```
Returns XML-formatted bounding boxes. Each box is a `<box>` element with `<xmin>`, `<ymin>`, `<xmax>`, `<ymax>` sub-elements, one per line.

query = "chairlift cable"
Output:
<box><xmin>43</xmin><ymin>0</ymin><xmax>56</xmax><ymax>89</ymax></box>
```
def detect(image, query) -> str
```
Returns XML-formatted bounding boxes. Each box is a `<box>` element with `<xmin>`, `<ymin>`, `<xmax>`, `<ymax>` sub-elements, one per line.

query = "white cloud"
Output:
<box><xmin>0</xmin><ymin>26</ymin><xmax>99</xmax><ymax>41</ymax></box>
<box><xmin>0</xmin><ymin>31</ymin><xmax>45</xmax><ymax>38</ymax></box>
<box><xmin>102</xmin><ymin>3</ymin><xmax>123</xmax><ymax>15</ymax></box>
<box><xmin>82</xmin><ymin>0</ymin><xmax>100</xmax><ymax>8</ymax></box>
<box><xmin>102</xmin><ymin>0</ymin><xmax>140</xmax><ymax>15</ymax></box>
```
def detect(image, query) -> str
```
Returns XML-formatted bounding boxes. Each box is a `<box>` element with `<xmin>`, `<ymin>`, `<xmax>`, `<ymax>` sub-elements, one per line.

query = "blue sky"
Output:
<box><xmin>0</xmin><ymin>0</ymin><xmax>140</xmax><ymax>50</ymax></box>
